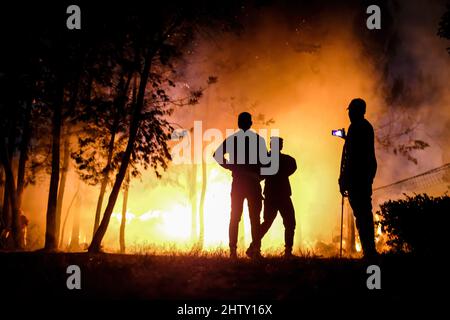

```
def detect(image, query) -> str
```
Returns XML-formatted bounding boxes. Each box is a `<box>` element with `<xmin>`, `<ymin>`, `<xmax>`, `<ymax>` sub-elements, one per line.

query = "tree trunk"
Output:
<box><xmin>93</xmin><ymin>179</ymin><xmax>107</xmax><ymax>236</ymax></box>
<box><xmin>16</xmin><ymin>96</ymin><xmax>32</xmax><ymax>210</ymax></box>
<box><xmin>59</xmin><ymin>184</ymin><xmax>79</xmax><ymax>249</ymax></box>
<box><xmin>69</xmin><ymin>196</ymin><xmax>80</xmax><ymax>251</ymax></box>
<box><xmin>15</xmin><ymin>98</ymin><xmax>32</xmax><ymax>249</ymax></box>
<box><xmin>119</xmin><ymin>170</ymin><xmax>130</xmax><ymax>253</ymax></box>
<box><xmin>1</xmin><ymin>107</ymin><xmax>18</xmax><ymax>235</ymax></box>
<box><xmin>197</xmin><ymin>89</ymin><xmax>211</xmax><ymax>249</ymax></box>
<box><xmin>93</xmin><ymin>111</ymin><xmax>119</xmax><ymax>235</ymax></box>
<box><xmin>189</xmin><ymin>163</ymin><xmax>197</xmax><ymax>243</ymax></box>
<box><xmin>0</xmin><ymin>168</ymin><xmax>4</xmax><ymax>228</ymax></box>
<box><xmin>88</xmin><ymin>54</ymin><xmax>152</xmax><ymax>253</ymax></box>
<box><xmin>55</xmin><ymin>135</ymin><xmax>70</xmax><ymax>247</ymax></box>
<box><xmin>198</xmin><ymin>157</ymin><xmax>207</xmax><ymax>249</ymax></box>
<box><xmin>44</xmin><ymin>85</ymin><xmax>63</xmax><ymax>251</ymax></box>
<box><xmin>0</xmin><ymin>140</ymin><xmax>21</xmax><ymax>249</ymax></box>
<box><xmin>92</xmin><ymin>75</ymin><xmax>131</xmax><ymax>236</ymax></box>
<box><xmin>1</xmin><ymin>182</ymin><xmax>10</xmax><ymax>232</ymax></box>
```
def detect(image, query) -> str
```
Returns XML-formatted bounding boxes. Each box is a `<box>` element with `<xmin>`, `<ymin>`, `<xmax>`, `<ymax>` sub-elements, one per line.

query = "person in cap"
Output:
<box><xmin>339</xmin><ymin>98</ymin><xmax>378</xmax><ymax>259</ymax></box>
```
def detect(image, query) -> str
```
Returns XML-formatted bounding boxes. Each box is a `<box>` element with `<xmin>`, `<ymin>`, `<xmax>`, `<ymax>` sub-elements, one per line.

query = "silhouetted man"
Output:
<box><xmin>259</xmin><ymin>137</ymin><xmax>297</xmax><ymax>257</ymax></box>
<box><xmin>213</xmin><ymin>112</ymin><xmax>268</xmax><ymax>259</ymax></box>
<box><xmin>339</xmin><ymin>98</ymin><xmax>377</xmax><ymax>258</ymax></box>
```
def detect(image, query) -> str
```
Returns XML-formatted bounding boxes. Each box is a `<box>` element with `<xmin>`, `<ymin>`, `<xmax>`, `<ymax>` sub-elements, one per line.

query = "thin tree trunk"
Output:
<box><xmin>88</xmin><ymin>54</ymin><xmax>152</xmax><ymax>253</ymax></box>
<box><xmin>197</xmin><ymin>89</ymin><xmax>211</xmax><ymax>249</ymax></box>
<box><xmin>92</xmin><ymin>75</ymin><xmax>132</xmax><ymax>236</ymax></box>
<box><xmin>44</xmin><ymin>84</ymin><xmax>63</xmax><ymax>251</ymax></box>
<box><xmin>198</xmin><ymin>157</ymin><xmax>206</xmax><ymax>249</ymax></box>
<box><xmin>119</xmin><ymin>170</ymin><xmax>130</xmax><ymax>253</ymax></box>
<box><xmin>189</xmin><ymin>163</ymin><xmax>197</xmax><ymax>243</ymax></box>
<box><xmin>55</xmin><ymin>135</ymin><xmax>70</xmax><ymax>247</ymax></box>
<box><xmin>59</xmin><ymin>184</ymin><xmax>79</xmax><ymax>249</ymax></box>
<box><xmin>1</xmin><ymin>180</ymin><xmax>9</xmax><ymax>231</ymax></box>
<box><xmin>93</xmin><ymin>175</ymin><xmax>108</xmax><ymax>236</ymax></box>
<box><xmin>69</xmin><ymin>195</ymin><xmax>80</xmax><ymax>251</ymax></box>
<box><xmin>92</xmin><ymin>111</ymin><xmax>119</xmax><ymax>235</ymax></box>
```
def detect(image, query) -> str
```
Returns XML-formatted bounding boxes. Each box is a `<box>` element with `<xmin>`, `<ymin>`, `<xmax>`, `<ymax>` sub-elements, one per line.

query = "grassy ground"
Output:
<box><xmin>0</xmin><ymin>251</ymin><xmax>442</xmax><ymax>306</ymax></box>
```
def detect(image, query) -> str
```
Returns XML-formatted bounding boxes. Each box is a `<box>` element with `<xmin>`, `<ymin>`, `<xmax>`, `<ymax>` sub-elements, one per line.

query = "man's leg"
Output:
<box><xmin>247</xmin><ymin>188</ymin><xmax>263</xmax><ymax>257</ymax></box>
<box><xmin>259</xmin><ymin>198</ymin><xmax>278</xmax><ymax>240</ymax></box>
<box><xmin>230</xmin><ymin>190</ymin><xmax>244</xmax><ymax>258</ymax></box>
<box><xmin>348</xmin><ymin>189</ymin><xmax>376</xmax><ymax>257</ymax></box>
<box><xmin>279</xmin><ymin>197</ymin><xmax>296</xmax><ymax>256</ymax></box>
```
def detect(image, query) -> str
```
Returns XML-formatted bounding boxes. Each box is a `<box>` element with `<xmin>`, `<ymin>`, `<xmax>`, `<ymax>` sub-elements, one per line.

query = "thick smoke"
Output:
<box><xmin>358</xmin><ymin>1</ymin><xmax>450</xmax><ymax>181</ymax></box>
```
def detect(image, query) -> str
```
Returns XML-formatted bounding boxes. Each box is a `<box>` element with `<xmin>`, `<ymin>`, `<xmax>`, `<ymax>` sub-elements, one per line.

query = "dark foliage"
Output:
<box><xmin>377</xmin><ymin>193</ymin><xmax>450</xmax><ymax>255</ymax></box>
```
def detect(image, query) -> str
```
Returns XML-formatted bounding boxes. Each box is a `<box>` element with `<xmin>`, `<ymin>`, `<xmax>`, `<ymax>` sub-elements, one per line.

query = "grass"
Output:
<box><xmin>98</xmin><ymin>241</ymin><xmax>325</xmax><ymax>258</ymax></box>
<box><xmin>0</xmin><ymin>251</ymin><xmax>443</xmax><ymax>306</ymax></box>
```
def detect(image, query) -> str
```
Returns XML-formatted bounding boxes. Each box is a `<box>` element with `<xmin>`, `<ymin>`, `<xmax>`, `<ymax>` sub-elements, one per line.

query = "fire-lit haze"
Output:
<box><xmin>20</xmin><ymin>1</ymin><xmax>450</xmax><ymax>254</ymax></box>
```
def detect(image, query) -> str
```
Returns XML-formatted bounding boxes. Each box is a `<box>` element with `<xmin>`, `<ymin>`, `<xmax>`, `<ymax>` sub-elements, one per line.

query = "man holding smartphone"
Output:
<box><xmin>339</xmin><ymin>98</ymin><xmax>378</xmax><ymax>259</ymax></box>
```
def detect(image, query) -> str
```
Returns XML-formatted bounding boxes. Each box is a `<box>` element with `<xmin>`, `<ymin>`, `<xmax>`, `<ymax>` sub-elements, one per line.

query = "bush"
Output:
<box><xmin>376</xmin><ymin>193</ymin><xmax>450</xmax><ymax>255</ymax></box>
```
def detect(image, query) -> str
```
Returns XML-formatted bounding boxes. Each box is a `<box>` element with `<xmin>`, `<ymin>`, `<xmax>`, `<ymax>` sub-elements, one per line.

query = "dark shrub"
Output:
<box><xmin>376</xmin><ymin>193</ymin><xmax>450</xmax><ymax>255</ymax></box>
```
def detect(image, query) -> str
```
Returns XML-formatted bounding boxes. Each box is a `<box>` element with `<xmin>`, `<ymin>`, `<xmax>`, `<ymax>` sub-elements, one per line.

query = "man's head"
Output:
<box><xmin>270</xmin><ymin>136</ymin><xmax>284</xmax><ymax>151</ymax></box>
<box><xmin>347</xmin><ymin>98</ymin><xmax>366</xmax><ymax>123</ymax></box>
<box><xmin>238</xmin><ymin>112</ymin><xmax>252</xmax><ymax>131</ymax></box>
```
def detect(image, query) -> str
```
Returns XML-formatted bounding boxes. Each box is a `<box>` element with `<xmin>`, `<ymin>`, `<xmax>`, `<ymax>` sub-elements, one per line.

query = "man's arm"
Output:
<box><xmin>257</xmin><ymin>135</ymin><xmax>271</xmax><ymax>178</ymax></box>
<box><xmin>367</xmin><ymin>124</ymin><xmax>377</xmax><ymax>181</ymax></box>
<box><xmin>338</xmin><ymin>129</ymin><xmax>350</xmax><ymax>196</ymax></box>
<box><xmin>213</xmin><ymin>138</ymin><xmax>231</xmax><ymax>170</ymax></box>
<box><xmin>286</xmin><ymin>156</ymin><xmax>297</xmax><ymax>176</ymax></box>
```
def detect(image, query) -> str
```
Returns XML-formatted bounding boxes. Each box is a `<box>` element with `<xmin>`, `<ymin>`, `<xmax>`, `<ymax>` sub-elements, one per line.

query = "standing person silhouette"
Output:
<box><xmin>213</xmin><ymin>112</ymin><xmax>268</xmax><ymax>259</ymax></box>
<box><xmin>339</xmin><ymin>98</ymin><xmax>378</xmax><ymax>259</ymax></box>
<box><xmin>259</xmin><ymin>137</ymin><xmax>297</xmax><ymax>258</ymax></box>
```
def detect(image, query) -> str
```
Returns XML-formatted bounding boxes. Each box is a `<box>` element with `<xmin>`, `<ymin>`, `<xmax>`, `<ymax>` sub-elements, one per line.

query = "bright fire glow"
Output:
<box><xmin>101</xmin><ymin>166</ymin><xmax>259</xmax><ymax>252</ymax></box>
<box><xmin>161</xmin><ymin>205</ymin><xmax>191</xmax><ymax>239</ymax></box>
